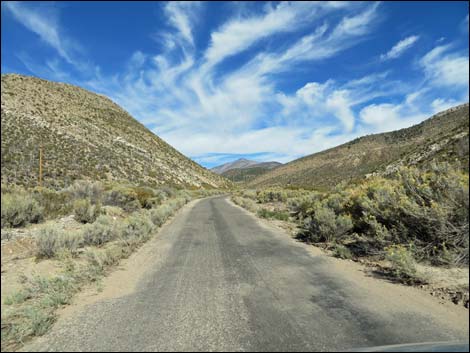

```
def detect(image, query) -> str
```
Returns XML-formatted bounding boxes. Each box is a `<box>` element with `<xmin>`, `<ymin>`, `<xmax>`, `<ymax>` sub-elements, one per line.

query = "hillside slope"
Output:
<box><xmin>1</xmin><ymin>74</ymin><xmax>230</xmax><ymax>189</ymax></box>
<box><xmin>248</xmin><ymin>103</ymin><xmax>469</xmax><ymax>190</ymax></box>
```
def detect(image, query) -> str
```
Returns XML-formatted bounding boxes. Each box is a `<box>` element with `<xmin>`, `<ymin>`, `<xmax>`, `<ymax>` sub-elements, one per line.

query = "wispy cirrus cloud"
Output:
<box><xmin>3</xmin><ymin>1</ymin><xmax>84</xmax><ymax>69</ymax></box>
<box><xmin>3</xmin><ymin>2</ymin><xmax>469</xmax><ymax>167</ymax></box>
<box><xmin>380</xmin><ymin>35</ymin><xmax>420</xmax><ymax>61</ymax></box>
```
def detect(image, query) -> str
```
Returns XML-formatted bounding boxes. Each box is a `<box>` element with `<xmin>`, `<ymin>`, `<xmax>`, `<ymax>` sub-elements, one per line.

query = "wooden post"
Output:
<box><xmin>39</xmin><ymin>146</ymin><xmax>43</xmax><ymax>187</ymax></box>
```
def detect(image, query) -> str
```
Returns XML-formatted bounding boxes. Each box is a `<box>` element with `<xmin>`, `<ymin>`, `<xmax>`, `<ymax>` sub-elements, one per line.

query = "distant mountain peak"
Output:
<box><xmin>211</xmin><ymin>158</ymin><xmax>282</xmax><ymax>176</ymax></box>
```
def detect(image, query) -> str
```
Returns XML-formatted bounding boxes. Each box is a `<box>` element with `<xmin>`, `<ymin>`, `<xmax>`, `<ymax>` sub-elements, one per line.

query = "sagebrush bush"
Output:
<box><xmin>150</xmin><ymin>204</ymin><xmax>172</xmax><ymax>227</ymax></box>
<box><xmin>73</xmin><ymin>199</ymin><xmax>101</xmax><ymax>223</ymax></box>
<box><xmin>232</xmin><ymin>196</ymin><xmax>258</xmax><ymax>212</ymax></box>
<box><xmin>82</xmin><ymin>215</ymin><xmax>120</xmax><ymax>246</ymax></box>
<box><xmin>289</xmin><ymin>163</ymin><xmax>469</xmax><ymax>266</ymax></box>
<box><xmin>257</xmin><ymin>208</ymin><xmax>289</xmax><ymax>221</ymax></box>
<box><xmin>32</xmin><ymin>187</ymin><xmax>73</xmax><ymax>220</ymax></box>
<box><xmin>301</xmin><ymin>204</ymin><xmax>353</xmax><ymax>243</ymax></box>
<box><xmin>103</xmin><ymin>186</ymin><xmax>141</xmax><ymax>212</ymax></box>
<box><xmin>1</xmin><ymin>192</ymin><xmax>44</xmax><ymax>228</ymax></box>
<box><xmin>122</xmin><ymin>212</ymin><xmax>154</xmax><ymax>240</ymax></box>
<box><xmin>67</xmin><ymin>180</ymin><xmax>103</xmax><ymax>203</ymax></box>
<box><xmin>35</xmin><ymin>226</ymin><xmax>82</xmax><ymax>258</ymax></box>
<box><xmin>385</xmin><ymin>244</ymin><xmax>418</xmax><ymax>281</ymax></box>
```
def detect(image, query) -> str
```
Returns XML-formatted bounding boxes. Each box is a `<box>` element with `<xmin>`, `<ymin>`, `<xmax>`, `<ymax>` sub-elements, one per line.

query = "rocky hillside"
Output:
<box><xmin>1</xmin><ymin>74</ymin><xmax>230</xmax><ymax>189</ymax></box>
<box><xmin>211</xmin><ymin>158</ymin><xmax>282</xmax><ymax>183</ymax></box>
<box><xmin>248</xmin><ymin>103</ymin><xmax>469</xmax><ymax>190</ymax></box>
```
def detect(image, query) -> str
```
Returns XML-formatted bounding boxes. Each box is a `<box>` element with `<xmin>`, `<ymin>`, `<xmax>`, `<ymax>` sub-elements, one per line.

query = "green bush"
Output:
<box><xmin>73</xmin><ymin>199</ymin><xmax>101</xmax><ymax>224</ymax></box>
<box><xmin>1</xmin><ymin>192</ymin><xmax>44</xmax><ymax>228</ymax></box>
<box><xmin>82</xmin><ymin>215</ymin><xmax>121</xmax><ymax>246</ymax></box>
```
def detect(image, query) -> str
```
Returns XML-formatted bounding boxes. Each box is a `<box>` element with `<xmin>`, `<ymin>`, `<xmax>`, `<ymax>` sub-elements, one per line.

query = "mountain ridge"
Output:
<box><xmin>1</xmin><ymin>74</ymin><xmax>230</xmax><ymax>189</ymax></box>
<box><xmin>248</xmin><ymin>103</ymin><xmax>469</xmax><ymax>190</ymax></box>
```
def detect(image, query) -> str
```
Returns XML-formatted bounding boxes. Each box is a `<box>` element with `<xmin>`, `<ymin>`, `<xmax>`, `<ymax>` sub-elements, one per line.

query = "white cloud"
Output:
<box><xmin>4</xmin><ymin>2</ymin><xmax>82</xmax><ymax>67</ymax></box>
<box><xmin>380</xmin><ymin>35</ymin><xmax>419</xmax><ymax>61</ymax></box>
<box><xmin>164</xmin><ymin>1</ymin><xmax>201</xmax><ymax>46</ymax></box>
<box><xmin>420</xmin><ymin>45</ymin><xmax>469</xmax><ymax>87</ymax></box>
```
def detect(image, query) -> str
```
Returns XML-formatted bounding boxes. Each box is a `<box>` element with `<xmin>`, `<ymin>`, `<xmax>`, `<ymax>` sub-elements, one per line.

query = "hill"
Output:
<box><xmin>248</xmin><ymin>103</ymin><xmax>469</xmax><ymax>190</ymax></box>
<box><xmin>1</xmin><ymin>74</ymin><xmax>230</xmax><ymax>189</ymax></box>
<box><xmin>211</xmin><ymin>158</ymin><xmax>282</xmax><ymax>182</ymax></box>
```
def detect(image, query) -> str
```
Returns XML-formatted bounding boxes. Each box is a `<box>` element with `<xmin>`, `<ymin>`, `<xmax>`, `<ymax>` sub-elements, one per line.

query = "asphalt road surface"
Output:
<box><xmin>23</xmin><ymin>196</ymin><xmax>469</xmax><ymax>352</ymax></box>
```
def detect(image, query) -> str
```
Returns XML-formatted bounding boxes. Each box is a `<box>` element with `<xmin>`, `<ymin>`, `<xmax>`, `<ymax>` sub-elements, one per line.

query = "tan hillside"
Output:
<box><xmin>248</xmin><ymin>103</ymin><xmax>469</xmax><ymax>190</ymax></box>
<box><xmin>1</xmin><ymin>74</ymin><xmax>230</xmax><ymax>189</ymax></box>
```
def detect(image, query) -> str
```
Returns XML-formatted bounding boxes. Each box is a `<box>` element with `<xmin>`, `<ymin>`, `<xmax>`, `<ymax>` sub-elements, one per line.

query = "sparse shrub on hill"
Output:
<box><xmin>1</xmin><ymin>192</ymin><xmax>43</xmax><ymax>228</ymax></box>
<box><xmin>73</xmin><ymin>199</ymin><xmax>101</xmax><ymax>224</ymax></box>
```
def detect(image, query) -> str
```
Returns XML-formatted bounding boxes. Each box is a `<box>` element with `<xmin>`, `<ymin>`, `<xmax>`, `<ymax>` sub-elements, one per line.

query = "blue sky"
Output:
<box><xmin>2</xmin><ymin>1</ymin><xmax>469</xmax><ymax>168</ymax></box>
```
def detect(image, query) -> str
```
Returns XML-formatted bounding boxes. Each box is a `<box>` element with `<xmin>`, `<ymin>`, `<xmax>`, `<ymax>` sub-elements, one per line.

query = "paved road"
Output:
<box><xmin>24</xmin><ymin>196</ymin><xmax>469</xmax><ymax>352</ymax></box>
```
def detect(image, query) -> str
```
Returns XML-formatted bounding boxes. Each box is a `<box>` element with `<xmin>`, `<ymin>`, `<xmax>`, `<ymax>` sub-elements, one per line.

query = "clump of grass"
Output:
<box><xmin>1</xmin><ymin>192</ymin><xmax>44</xmax><ymax>228</ymax></box>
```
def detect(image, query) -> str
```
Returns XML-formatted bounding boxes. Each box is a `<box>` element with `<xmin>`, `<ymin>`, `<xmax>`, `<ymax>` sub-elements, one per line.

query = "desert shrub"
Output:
<box><xmin>121</xmin><ymin>212</ymin><xmax>154</xmax><ymax>240</ymax></box>
<box><xmin>232</xmin><ymin>196</ymin><xmax>258</xmax><ymax>212</ymax></box>
<box><xmin>82</xmin><ymin>215</ymin><xmax>120</xmax><ymax>246</ymax></box>
<box><xmin>300</xmin><ymin>203</ymin><xmax>353</xmax><ymax>243</ymax></box>
<box><xmin>177</xmin><ymin>190</ymin><xmax>192</xmax><ymax>203</ymax></box>
<box><xmin>133</xmin><ymin>186</ymin><xmax>156</xmax><ymax>209</ymax></box>
<box><xmin>257</xmin><ymin>208</ymin><xmax>289</xmax><ymax>221</ymax></box>
<box><xmin>385</xmin><ymin>244</ymin><xmax>418</xmax><ymax>281</ymax></box>
<box><xmin>73</xmin><ymin>199</ymin><xmax>101</xmax><ymax>223</ymax></box>
<box><xmin>257</xmin><ymin>189</ymin><xmax>288</xmax><ymax>203</ymax></box>
<box><xmin>150</xmin><ymin>204</ymin><xmax>172</xmax><ymax>227</ymax></box>
<box><xmin>241</xmin><ymin>189</ymin><xmax>257</xmax><ymax>200</ymax></box>
<box><xmin>1</xmin><ymin>192</ymin><xmax>44</xmax><ymax>228</ymax></box>
<box><xmin>332</xmin><ymin>244</ymin><xmax>353</xmax><ymax>260</ymax></box>
<box><xmin>349</xmin><ymin>164</ymin><xmax>469</xmax><ymax>264</ymax></box>
<box><xmin>32</xmin><ymin>188</ymin><xmax>73</xmax><ymax>220</ymax></box>
<box><xmin>35</xmin><ymin>226</ymin><xmax>82</xmax><ymax>258</ymax></box>
<box><xmin>288</xmin><ymin>192</ymin><xmax>321</xmax><ymax>221</ymax></box>
<box><xmin>160</xmin><ymin>186</ymin><xmax>177</xmax><ymax>199</ymax></box>
<box><xmin>67</xmin><ymin>180</ymin><xmax>103</xmax><ymax>203</ymax></box>
<box><xmin>103</xmin><ymin>186</ymin><xmax>140</xmax><ymax>212</ymax></box>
